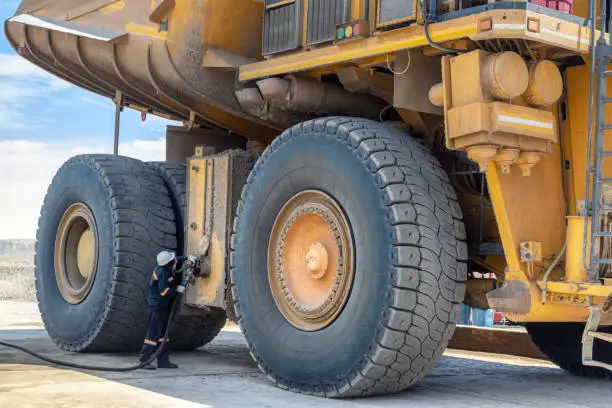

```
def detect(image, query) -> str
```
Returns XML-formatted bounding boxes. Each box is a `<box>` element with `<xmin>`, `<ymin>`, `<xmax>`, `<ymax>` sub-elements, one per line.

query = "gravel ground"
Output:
<box><xmin>1</xmin><ymin>301</ymin><xmax>612</xmax><ymax>408</ymax></box>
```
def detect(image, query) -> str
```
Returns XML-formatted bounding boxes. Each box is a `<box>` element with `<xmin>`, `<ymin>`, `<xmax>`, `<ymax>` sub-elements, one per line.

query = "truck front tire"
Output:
<box><xmin>231</xmin><ymin>117</ymin><xmax>467</xmax><ymax>397</ymax></box>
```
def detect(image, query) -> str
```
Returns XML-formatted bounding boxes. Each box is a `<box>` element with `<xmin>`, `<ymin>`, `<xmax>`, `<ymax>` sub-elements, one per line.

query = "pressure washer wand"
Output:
<box><xmin>0</xmin><ymin>259</ymin><xmax>199</xmax><ymax>372</ymax></box>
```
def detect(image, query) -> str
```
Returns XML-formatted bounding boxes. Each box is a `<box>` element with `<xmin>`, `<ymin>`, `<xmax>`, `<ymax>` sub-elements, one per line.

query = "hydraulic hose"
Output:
<box><xmin>0</xmin><ymin>268</ymin><xmax>194</xmax><ymax>372</ymax></box>
<box><xmin>424</xmin><ymin>19</ymin><xmax>467</xmax><ymax>55</ymax></box>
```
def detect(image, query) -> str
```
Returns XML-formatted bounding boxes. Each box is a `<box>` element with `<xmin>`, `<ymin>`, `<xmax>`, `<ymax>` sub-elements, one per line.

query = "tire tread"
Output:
<box><xmin>36</xmin><ymin>155</ymin><xmax>174</xmax><ymax>352</ymax></box>
<box><xmin>230</xmin><ymin>117</ymin><xmax>467</xmax><ymax>396</ymax></box>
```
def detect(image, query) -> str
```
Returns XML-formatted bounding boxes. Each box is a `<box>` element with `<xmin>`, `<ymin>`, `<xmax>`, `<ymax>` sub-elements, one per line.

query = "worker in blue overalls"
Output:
<box><xmin>138</xmin><ymin>250</ymin><xmax>194</xmax><ymax>370</ymax></box>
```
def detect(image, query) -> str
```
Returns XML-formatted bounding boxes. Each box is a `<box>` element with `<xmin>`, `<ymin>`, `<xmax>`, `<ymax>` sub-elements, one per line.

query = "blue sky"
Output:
<box><xmin>0</xmin><ymin>2</ymin><xmax>178</xmax><ymax>238</ymax></box>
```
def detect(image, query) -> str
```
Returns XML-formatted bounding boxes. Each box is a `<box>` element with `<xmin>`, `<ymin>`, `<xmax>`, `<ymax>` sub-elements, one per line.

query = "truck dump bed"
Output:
<box><xmin>4</xmin><ymin>0</ymin><xmax>278</xmax><ymax>141</ymax></box>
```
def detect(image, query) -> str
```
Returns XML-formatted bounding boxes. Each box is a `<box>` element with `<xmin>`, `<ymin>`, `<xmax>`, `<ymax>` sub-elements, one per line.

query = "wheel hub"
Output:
<box><xmin>305</xmin><ymin>242</ymin><xmax>328</xmax><ymax>280</ymax></box>
<box><xmin>54</xmin><ymin>203</ymin><xmax>98</xmax><ymax>304</ymax></box>
<box><xmin>268</xmin><ymin>190</ymin><xmax>354</xmax><ymax>331</ymax></box>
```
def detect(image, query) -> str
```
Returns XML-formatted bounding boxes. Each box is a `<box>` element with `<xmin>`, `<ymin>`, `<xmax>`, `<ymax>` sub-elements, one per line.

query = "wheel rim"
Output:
<box><xmin>54</xmin><ymin>203</ymin><xmax>98</xmax><ymax>304</ymax></box>
<box><xmin>268</xmin><ymin>190</ymin><xmax>354</xmax><ymax>331</ymax></box>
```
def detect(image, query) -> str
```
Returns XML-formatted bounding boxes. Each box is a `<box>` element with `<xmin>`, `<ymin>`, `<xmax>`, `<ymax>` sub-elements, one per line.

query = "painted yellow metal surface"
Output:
<box><xmin>447</xmin><ymin>102</ymin><xmax>555</xmax><ymax>147</ymax></box>
<box><xmin>565</xmin><ymin>216</ymin><xmax>590</xmax><ymax>283</ymax></box>
<box><xmin>240</xmin><ymin>16</ymin><xmax>478</xmax><ymax>81</ymax></box>
<box><xmin>441</xmin><ymin>48</ymin><xmax>559</xmax><ymax>176</ymax></box>
<box><xmin>564</xmin><ymin>64</ymin><xmax>612</xmax><ymax>213</ymax></box>
<box><xmin>185</xmin><ymin>156</ymin><xmax>223</xmax><ymax>308</ymax></box>
<box><xmin>239</xmin><ymin>9</ymin><xmax>595</xmax><ymax>82</ymax></box>
<box><xmin>540</xmin><ymin>281</ymin><xmax>612</xmax><ymax>298</ymax></box>
<box><xmin>350</xmin><ymin>0</ymin><xmax>366</xmax><ymax>20</ymax></box>
<box><xmin>485</xmin><ymin>164</ymin><xmax>522</xmax><ymax>273</ymax></box>
<box><xmin>99</xmin><ymin>0</ymin><xmax>125</xmax><ymax>15</ymax></box>
<box><xmin>483</xmin><ymin>148</ymin><xmax>596</xmax><ymax>323</ymax></box>
<box><xmin>124</xmin><ymin>23</ymin><xmax>167</xmax><ymax>39</ymax></box>
<box><xmin>505</xmin><ymin>273</ymin><xmax>591</xmax><ymax>322</ymax></box>
<box><xmin>480</xmin><ymin>54</ymin><xmax>612</xmax><ymax>323</ymax></box>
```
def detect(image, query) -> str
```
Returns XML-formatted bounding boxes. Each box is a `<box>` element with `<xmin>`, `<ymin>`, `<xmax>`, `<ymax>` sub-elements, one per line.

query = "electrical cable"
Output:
<box><xmin>540</xmin><ymin>243</ymin><xmax>567</xmax><ymax>304</ymax></box>
<box><xmin>557</xmin><ymin>68</ymin><xmax>569</xmax><ymax>218</ymax></box>
<box><xmin>0</xmin><ymin>267</ymin><xmax>194</xmax><ymax>372</ymax></box>
<box><xmin>424</xmin><ymin>19</ymin><xmax>467</xmax><ymax>54</ymax></box>
<box><xmin>386</xmin><ymin>49</ymin><xmax>411</xmax><ymax>75</ymax></box>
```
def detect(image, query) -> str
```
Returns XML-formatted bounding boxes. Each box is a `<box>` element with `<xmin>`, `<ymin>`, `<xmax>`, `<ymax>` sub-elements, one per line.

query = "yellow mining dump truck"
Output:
<box><xmin>5</xmin><ymin>0</ymin><xmax>612</xmax><ymax>397</ymax></box>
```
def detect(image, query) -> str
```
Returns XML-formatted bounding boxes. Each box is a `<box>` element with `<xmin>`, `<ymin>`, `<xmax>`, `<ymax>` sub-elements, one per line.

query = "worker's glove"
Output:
<box><xmin>177</xmin><ymin>284</ymin><xmax>186</xmax><ymax>294</ymax></box>
<box><xmin>188</xmin><ymin>255</ymin><xmax>198</xmax><ymax>264</ymax></box>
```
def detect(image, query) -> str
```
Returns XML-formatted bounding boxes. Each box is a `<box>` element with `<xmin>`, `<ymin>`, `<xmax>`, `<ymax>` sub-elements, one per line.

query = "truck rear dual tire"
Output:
<box><xmin>35</xmin><ymin>155</ymin><xmax>223</xmax><ymax>352</ymax></box>
<box><xmin>231</xmin><ymin>117</ymin><xmax>467</xmax><ymax>397</ymax></box>
<box><xmin>526</xmin><ymin>322</ymin><xmax>612</xmax><ymax>379</ymax></box>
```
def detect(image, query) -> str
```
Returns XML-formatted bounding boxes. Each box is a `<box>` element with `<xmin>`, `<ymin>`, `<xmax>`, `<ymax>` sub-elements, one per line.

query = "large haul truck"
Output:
<box><xmin>4</xmin><ymin>0</ymin><xmax>612</xmax><ymax>397</ymax></box>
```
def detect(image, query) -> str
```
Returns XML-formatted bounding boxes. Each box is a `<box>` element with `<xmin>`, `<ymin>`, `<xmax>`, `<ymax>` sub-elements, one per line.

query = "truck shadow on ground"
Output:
<box><xmin>1</xmin><ymin>328</ymin><xmax>611</xmax><ymax>407</ymax></box>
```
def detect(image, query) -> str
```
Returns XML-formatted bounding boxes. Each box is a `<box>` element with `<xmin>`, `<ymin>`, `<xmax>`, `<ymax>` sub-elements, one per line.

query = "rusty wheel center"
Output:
<box><xmin>54</xmin><ymin>203</ymin><xmax>98</xmax><ymax>304</ymax></box>
<box><xmin>268</xmin><ymin>190</ymin><xmax>354</xmax><ymax>331</ymax></box>
<box><xmin>305</xmin><ymin>241</ymin><xmax>329</xmax><ymax>280</ymax></box>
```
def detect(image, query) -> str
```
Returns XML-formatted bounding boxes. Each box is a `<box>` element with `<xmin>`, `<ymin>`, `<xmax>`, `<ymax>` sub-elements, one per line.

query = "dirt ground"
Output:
<box><xmin>1</xmin><ymin>301</ymin><xmax>611</xmax><ymax>407</ymax></box>
<box><xmin>0</xmin><ymin>262</ymin><xmax>35</xmax><ymax>302</ymax></box>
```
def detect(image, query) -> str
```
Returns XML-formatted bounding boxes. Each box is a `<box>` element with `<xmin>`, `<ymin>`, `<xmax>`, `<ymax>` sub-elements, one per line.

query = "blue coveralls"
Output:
<box><xmin>138</xmin><ymin>256</ymin><xmax>185</xmax><ymax>365</ymax></box>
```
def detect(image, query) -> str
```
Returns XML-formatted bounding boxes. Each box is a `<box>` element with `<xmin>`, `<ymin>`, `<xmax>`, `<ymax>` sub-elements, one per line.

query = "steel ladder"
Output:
<box><xmin>582</xmin><ymin>0</ymin><xmax>612</xmax><ymax>371</ymax></box>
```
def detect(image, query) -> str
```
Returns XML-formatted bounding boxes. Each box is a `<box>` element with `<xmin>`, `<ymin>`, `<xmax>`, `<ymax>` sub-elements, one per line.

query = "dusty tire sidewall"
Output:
<box><xmin>234</xmin><ymin>131</ymin><xmax>392</xmax><ymax>383</ymax></box>
<box><xmin>36</xmin><ymin>160</ymin><xmax>113</xmax><ymax>349</ymax></box>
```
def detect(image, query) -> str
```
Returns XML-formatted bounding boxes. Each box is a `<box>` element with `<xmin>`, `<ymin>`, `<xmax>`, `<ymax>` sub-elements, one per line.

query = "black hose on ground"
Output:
<box><xmin>0</xmin><ymin>269</ymin><xmax>193</xmax><ymax>372</ymax></box>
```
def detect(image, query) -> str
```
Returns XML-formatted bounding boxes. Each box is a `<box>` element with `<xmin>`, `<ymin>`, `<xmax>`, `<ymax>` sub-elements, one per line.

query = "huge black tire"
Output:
<box><xmin>526</xmin><ymin>322</ymin><xmax>612</xmax><ymax>379</ymax></box>
<box><xmin>35</xmin><ymin>155</ymin><xmax>177</xmax><ymax>352</ymax></box>
<box><xmin>231</xmin><ymin>117</ymin><xmax>467</xmax><ymax>397</ymax></box>
<box><xmin>148</xmin><ymin>163</ymin><xmax>188</xmax><ymax>253</ymax></box>
<box><xmin>147</xmin><ymin>162</ymin><xmax>227</xmax><ymax>351</ymax></box>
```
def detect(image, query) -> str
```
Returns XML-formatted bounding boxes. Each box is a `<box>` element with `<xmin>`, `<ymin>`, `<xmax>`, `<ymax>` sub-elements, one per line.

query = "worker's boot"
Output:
<box><xmin>157</xmin><ymin>345</ymin><xmax>178</xmax><ymax>369</ymax></box>
<box><xmin>139</xmin><ymin>341</ymin><xmax>158</xmax><ymax>370</ymax></box>
<box><xmin>141</xmin><ymin>362</ymin><xmax>157</xmax><ymax>370</ymax></box>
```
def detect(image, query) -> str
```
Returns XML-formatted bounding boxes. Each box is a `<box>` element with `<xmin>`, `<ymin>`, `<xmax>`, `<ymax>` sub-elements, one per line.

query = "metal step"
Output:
<box><xmin>588</xmin><ymin>331</ymin><xmax>612</xmax><ymax>342</ymax></box>
<box><xmin>582</xmin><ymin>306</ymin><xmax>612</xmax><ymax>371</ymax></box>
<box><xmin>592</xmin><ymin>231</ymin><xmax>612</xmax><ymax>237</ymax></box>
<box><xmin>590</xmin><ymin>258</ymin><xmax>612</xmax><ymax>264</ymax></box>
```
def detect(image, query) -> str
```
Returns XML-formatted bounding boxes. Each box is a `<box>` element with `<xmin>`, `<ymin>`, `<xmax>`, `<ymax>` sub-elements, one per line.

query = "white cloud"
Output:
<box><xmin>79</xmin><ymin>96</ymin><xmax>114</xmax><ymax>110</ymax></box>
<box><xmin>0</xmin><ymin>53</ymin><xmax>72</xmax><ymax>129</ymax></box>
<box><xmin>0</xmin><ymin>139</ymin><xmax>165</xmax><ymax>239</ymax></box>
<box><xmin>0</xmin><ymin>54</ymin><xmax>70</xmax><ymax>89</ymax></box>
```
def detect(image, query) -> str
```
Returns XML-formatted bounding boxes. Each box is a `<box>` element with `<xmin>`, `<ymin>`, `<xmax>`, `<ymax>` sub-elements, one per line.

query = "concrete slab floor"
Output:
<box><xmin>1</xmin><ymin>301</ymin><xmax>611</xmax><ymax>408</ymax></box>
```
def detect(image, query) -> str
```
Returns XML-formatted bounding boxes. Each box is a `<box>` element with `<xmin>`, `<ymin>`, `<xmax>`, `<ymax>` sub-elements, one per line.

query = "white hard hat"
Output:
<box><xmin>157</xmin><ymin>251</ymin><xmax>176</xmax><ymax>266</ymax></box>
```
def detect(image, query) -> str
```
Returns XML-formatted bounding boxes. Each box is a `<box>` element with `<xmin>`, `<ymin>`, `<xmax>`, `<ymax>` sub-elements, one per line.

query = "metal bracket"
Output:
<box><xmin>113</xmin><ymin>90</ymin><xmax>123</xmax><ymax>155</ymax></box>
<box><xmin>582</xmin><ymin>306</ymin><xmax>612</xmax><ymax>371</ymax></box>
<box><xmin>187</xmin><ymin>110</ymin><xmax>196</xmax><ymax>131</ymax></box>
<box><xmin>190</xmin><ymin>158</ymin><xmax>214</xmax><ymax>279</ymax></box>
